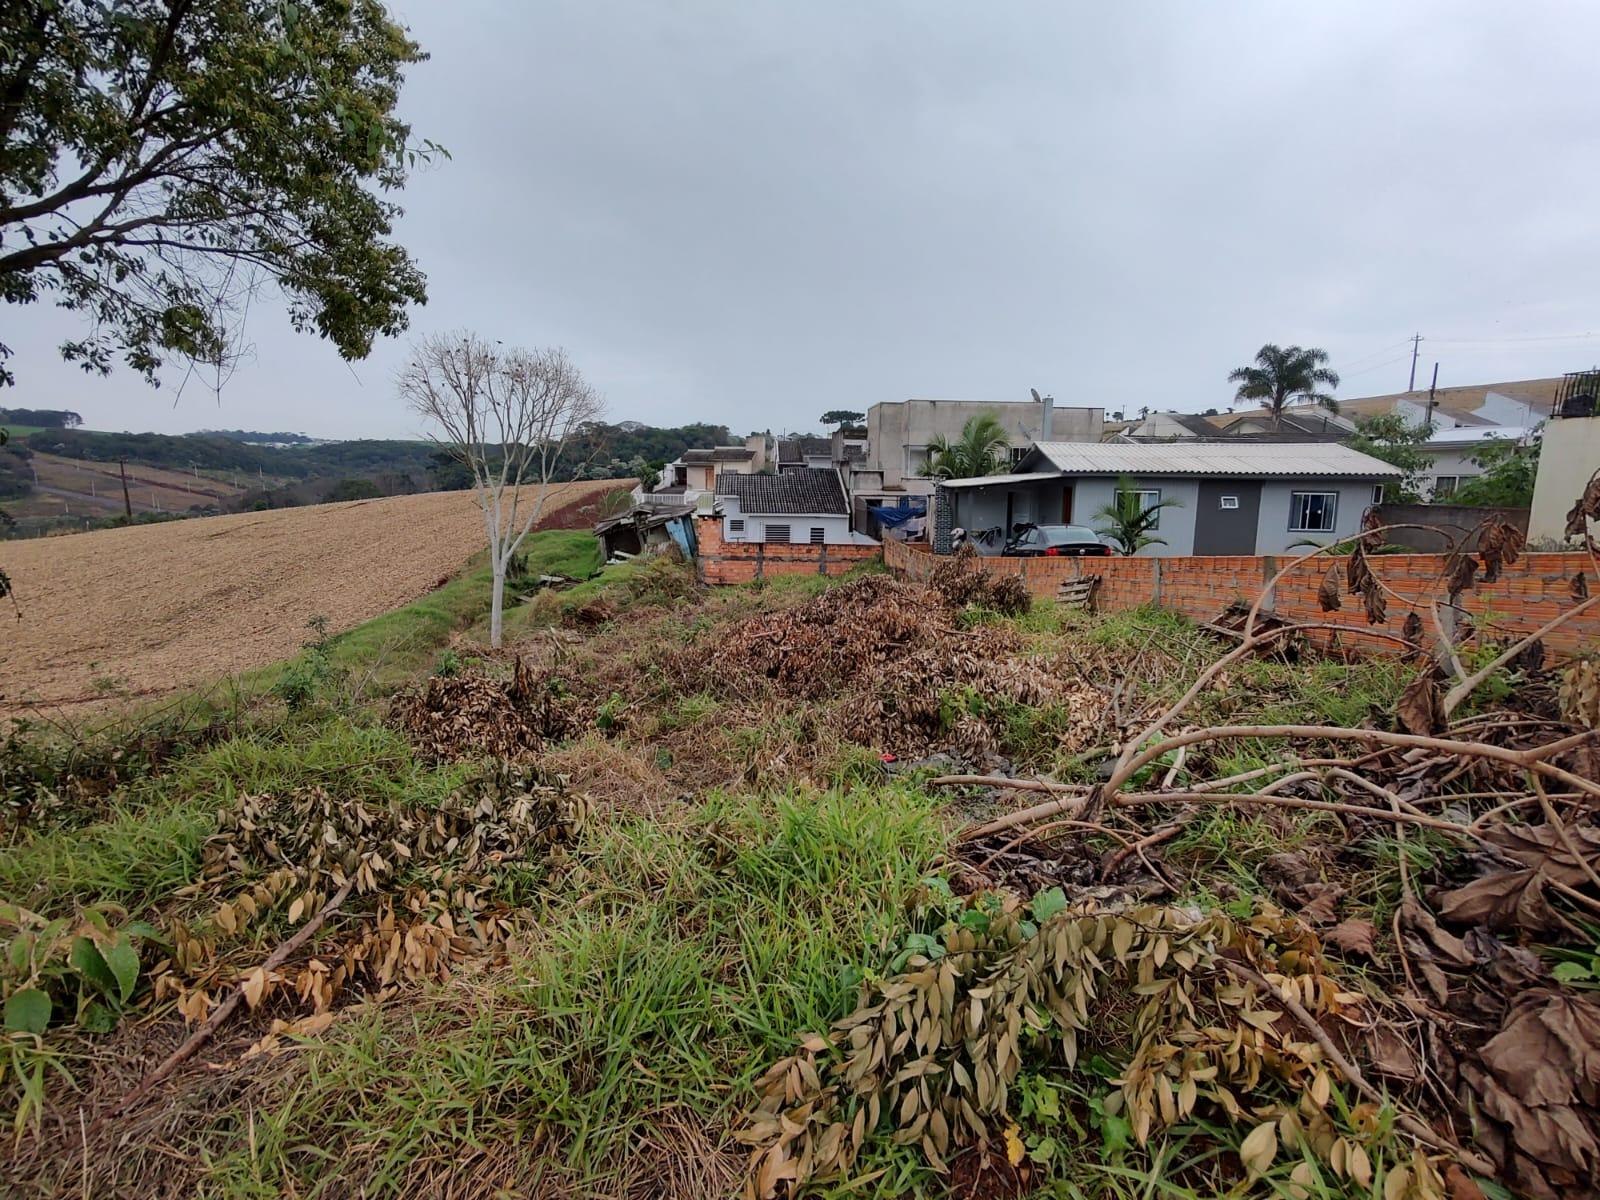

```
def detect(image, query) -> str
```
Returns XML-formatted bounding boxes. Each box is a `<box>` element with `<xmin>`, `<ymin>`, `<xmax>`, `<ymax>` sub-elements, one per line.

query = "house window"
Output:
<box><xmin>1288</xmin><ymin>491</ymin><xmax>1338</xmax><ymax>532</ymax></box>
<box><xmin>1219</xmin><ymin>495</ymin><xmax>1240</xmax><ymax>510</ymax></box>
<box><xmin>1433</xmin><ymin>476</ymin><xmax>1459</xmax><ymax>499</ymax></box>
<box><xmin>1009</xmin><ymin>447</ymin><xmax>1029</xmax><ymax>468</ymax></box>
<box><xmin>809</xmin><ymin>527</ymin><xmax>825</xmax><ymax>544</ymax></box>
<box><xmin>905</xmin><ymin>446</ymin><xmax>930</xmax><ymax>475</ymax></box>
<box><xmin>1371</xmin><ymin>485</ymin><xmax>1386</xmax><ymax>505</ymax></box>
<box><xmin>766</xmin><ymin>524</ymin><xmax>791</xmax><ymax>544</ymax></box>
<box><xmin>728</xmin><ymin>518</ymin><xmax>745</xmax><ymax>535</ymax></box>
<box><xmin>1116</xmin><ymin>488</ymin><xmax>1163</xmax><ymax>529</ymax></box>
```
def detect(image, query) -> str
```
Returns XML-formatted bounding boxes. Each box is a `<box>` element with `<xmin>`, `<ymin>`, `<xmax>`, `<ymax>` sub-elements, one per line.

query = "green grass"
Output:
<box><xmin>240</xmin><ymin>530</ymin><xmax>605</xmax><ymax>697</ymax></box>
<box><xmin>0</xmin><ymin>722</ymin><xmax>470</xmax><ymax>918</ymax></box>
<box><xmin>200</xmin><ymin>783</ymin><xmax>946</xmax><ymax>1196</ymax></box>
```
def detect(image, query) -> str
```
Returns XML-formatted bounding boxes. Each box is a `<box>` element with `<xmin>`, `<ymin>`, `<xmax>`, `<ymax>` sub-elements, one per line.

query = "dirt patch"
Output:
<box><xmin>0</xmin><ymin>482</ymin><xmax>619</xmax><ymax>713</ymax></box>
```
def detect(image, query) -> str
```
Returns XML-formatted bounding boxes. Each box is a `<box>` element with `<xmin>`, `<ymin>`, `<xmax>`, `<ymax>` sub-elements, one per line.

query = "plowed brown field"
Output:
<box><xmin>0</xmin><ymin>481</ymin><xmax>621</xmax><ymax>712</ymax></box>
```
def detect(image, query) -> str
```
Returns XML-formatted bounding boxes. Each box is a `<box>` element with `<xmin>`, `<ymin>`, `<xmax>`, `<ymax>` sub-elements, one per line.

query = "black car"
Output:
<box><xmin>1004</xmin><ymin>524</ymin><xmax>1113</xmax><ymax>557</ymax></box>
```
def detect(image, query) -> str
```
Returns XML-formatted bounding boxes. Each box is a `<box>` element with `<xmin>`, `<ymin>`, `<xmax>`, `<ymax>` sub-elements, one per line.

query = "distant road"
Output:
<box><xmin>0</xmin><ymin>481</ymin><xmax>620</xmax><ymax>712</ymax></box>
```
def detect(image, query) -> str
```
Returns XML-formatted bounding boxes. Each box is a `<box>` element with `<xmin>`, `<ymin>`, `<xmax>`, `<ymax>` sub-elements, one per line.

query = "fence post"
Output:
<box><xmin>1151</xmin><ymin>558</ymin><xmax>1163</xmax><ymax>607</ymax></box>
<box><xmin>1259</xmin><ymin>556</ymin><xmax>1277</xmax><ymax>612</ymax></box>
<box><xmin>818</xmin><ymin>543</ymin><xmax>828</xmax><ymax>575</ymax></box>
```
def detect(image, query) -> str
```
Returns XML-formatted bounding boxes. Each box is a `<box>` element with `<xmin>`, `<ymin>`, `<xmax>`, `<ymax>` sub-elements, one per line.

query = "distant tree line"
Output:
<box><xmin>200</xmin><ymin>429</ymin><xmax>316</xmax><ymax>445</ymax></box>
<box><xmin>0</xmin><ymin>408</ymin><xmax>82</xmax><ymax>429</ymax></box>
<box><xmin>19</xmin><ymin>420</ymin><xmax>731</xmax><ymax>507</ymax></box>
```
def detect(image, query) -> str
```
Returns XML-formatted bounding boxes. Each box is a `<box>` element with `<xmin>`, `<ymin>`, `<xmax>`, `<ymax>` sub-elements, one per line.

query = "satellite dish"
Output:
<box><xmin>1030</xmin><ymin>388</ymin><xmax>1042</xmax><ymax>403</ymax></box>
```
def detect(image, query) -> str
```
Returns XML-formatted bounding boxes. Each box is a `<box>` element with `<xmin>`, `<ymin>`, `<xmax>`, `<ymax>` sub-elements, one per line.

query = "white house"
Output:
<box><xmin>715</xmin><ymin>468</ymin><xmax>876</xmax><ymax>547</ymax></box>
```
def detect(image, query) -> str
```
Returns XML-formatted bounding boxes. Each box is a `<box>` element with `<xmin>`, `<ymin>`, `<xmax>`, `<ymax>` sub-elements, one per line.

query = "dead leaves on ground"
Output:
<box><xmin>1460</xmin><ymin>989</ymin><xmax>1600</xmax><ymax>1199</ymax></box>
<box><xmin>1433</xmin><ymin>821</ymin><xmax>1600</xmax><ymax>934</ymax></box>
<box><xmin>738</xmin><ymin>899</ymin><xmax>1448</xmax><ymax>1200</ymax></box>
<box><xmin>148</xmin><ymin>764</ymin><xmax>587</xmax><ymax>1030</ymax></box>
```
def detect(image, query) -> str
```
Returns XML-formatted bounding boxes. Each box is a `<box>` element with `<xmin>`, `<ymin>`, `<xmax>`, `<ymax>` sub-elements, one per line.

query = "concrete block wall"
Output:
<box><xmin>885</xmin><ymin>540</ymin><xmax>1599</xmax><ymax>655</ymax></box>
<box><xmin>695</xmin><ymin>516</ymin><xmax>877</xmax><ymax>585</ymax></box>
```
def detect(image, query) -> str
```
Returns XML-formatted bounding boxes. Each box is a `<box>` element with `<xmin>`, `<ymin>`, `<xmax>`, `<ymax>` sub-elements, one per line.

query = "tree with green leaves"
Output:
<box><xmin>820</xmin><ymin>409</ymin><xmax>865</xmax><ymax>429</ymax></box>
<box><xmin>1094</xmin><ymin>476</ymin><xmax>1183</xmax><ymax>555</ymax></box>
<box><xmin>1450</xmin><ymin>436</ymin><xmax>1540</xmax><ymax>507</ymax></box>
<box><xmin>0</xmin><ymin>0</ymin><xmax>441</xmax><ymax>390</ymax></box>
<box><xmin>1227</xmin><ymin>345</ymin><xmax>1341</xmax><ymax>427</ymax></box>
<box><xmin>1345</xmin><ymin>413</ymin><xmax>1432</xmax><ymax>501</ymax></box>
<box><xmin>923</xmin><ymin>413</ymin><xmax>1010</xmax><ymax>480</ymax></box>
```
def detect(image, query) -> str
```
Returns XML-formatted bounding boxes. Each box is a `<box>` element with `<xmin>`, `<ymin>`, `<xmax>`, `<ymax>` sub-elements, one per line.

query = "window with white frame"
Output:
<box><xmin>1219</xmin><ymin>495</ymin><xmax>1240</xmax><ymax>510</ymax></box>
<box><xmin>1288</xmin><ymin>491</ymin><xmax>1338</xmax><ymax>532</ymax></box>
<box><xmin>1116</xmin><ymin>487</ymin><xmax>1163</xmax><ymax>528</ymax></box>
<box><xmin>1432</xmin><ymin>476</ymin><xmax>1459</xmax><ymax>499</ymax></box>
<box><xmin>766</xmin><ymin>524</ymin><xmax>791</xmax><ymax>544</ymax></box>
<box><xmin>1371</xmin><ymin>484</ymin><xmax>1386</xmax><ymax>505</ymax></box>
<box><xmin>809</xmin><ymin>527</ymin><xmax>825</xmax><ymax>544</ymax></box>
<box><xmin>727</xmin><ymin>518</ymin><xmax>745</xmax><ymax>535</ymax></box>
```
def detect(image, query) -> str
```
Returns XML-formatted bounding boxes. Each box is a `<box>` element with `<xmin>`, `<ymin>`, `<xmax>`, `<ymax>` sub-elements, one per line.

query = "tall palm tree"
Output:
<box><xmin>1093</xmin><ymin>476</ymin><xmax>1184</xmax><ymax>556</ymax></box>
<box><xmin>1227</xmin><ymin>344</ymin><xmax>1341</xmax><ymax>427</ymax></box>
<box><xmin>924</xmin><ymin>413</ymin><xmax>1010</xmax><ymax>479</ymax></box>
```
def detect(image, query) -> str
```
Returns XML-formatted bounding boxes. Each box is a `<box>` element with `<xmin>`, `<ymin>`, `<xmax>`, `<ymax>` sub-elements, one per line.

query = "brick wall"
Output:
<box><xmin>884</xmin><ymin>540</ymin><xmax>1599</xmax><ymax>655</ymax></box>
<box><xmin>695</xmin><ymin>516</ymin><xmax>878</xmax><ymax>585</ymax></box>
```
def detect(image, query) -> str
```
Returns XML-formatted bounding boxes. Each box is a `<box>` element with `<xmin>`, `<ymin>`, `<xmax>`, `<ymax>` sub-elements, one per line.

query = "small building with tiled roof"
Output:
<box><xmin>713</xmin><ymin>467</ymin><xmax>875</xmax><ymax>548</ymax></box>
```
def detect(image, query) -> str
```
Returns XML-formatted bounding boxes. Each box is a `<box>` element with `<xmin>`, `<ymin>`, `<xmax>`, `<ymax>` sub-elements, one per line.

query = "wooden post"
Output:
<box><xmin>118</xmin><ymin>457</ymin><xmax>132</xmax><ymax>518</ymax></box>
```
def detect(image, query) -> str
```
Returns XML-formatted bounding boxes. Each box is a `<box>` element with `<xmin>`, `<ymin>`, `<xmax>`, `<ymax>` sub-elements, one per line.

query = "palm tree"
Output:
<box><xmin>1093</xmin><ymin>476</ymin><xmax>1184</xmax><ymax>556</ymax></box>
<box><xmin>924</xmin><ymin>413</ymin><xmax>1011</xmax><ymax>480</ymax></box>
<box><xmin>1227</xmin><ymin>344</ymin><xmax>1341</xmax><ymax>427</ymax></box>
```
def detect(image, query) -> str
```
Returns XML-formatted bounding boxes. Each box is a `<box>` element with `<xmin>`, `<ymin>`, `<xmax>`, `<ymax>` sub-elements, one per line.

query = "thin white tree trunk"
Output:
<box><xmin>489</xmin><ymin>558</ymin><xmax>506</xmax><ymax>649</ymax></box>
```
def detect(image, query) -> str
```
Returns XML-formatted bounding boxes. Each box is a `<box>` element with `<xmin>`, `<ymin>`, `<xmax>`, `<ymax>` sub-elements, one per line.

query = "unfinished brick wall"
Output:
<box><xmin>884</xmin><ymin>540</ymin><xmax>1599</xmax><ymax>655</ymax></box>
<box><xmin>696</xmin><ymin>516</ymin><xmax>878</xmax><ymax>585</ymax></box>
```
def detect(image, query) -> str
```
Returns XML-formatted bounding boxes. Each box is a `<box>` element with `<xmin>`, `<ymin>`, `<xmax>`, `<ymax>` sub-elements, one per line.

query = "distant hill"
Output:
<box><xmin>5</xmin><ymin>420</ymin><xmax>732</xmax><ymax>538</ymax></box>
<box><xmin>200</xmin><ymin>429</ymin><xmax>318</xmax><ymax>445</ymax></box>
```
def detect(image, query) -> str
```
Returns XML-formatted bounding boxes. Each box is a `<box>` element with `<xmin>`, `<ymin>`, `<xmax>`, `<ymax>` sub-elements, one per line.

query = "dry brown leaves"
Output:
<box><xmin>391</xmin><ymin>656</ymin><xmax>587</xmax><ymax>760</ymax></box>
<box><xmin>1560</xmin><ymin>660</ymin><xmax>1600</xmax><ymax>729</ymax></box>
<box><xmin>149</xmin><ymin>764</ymin><xmax>586</xmax><ymax>1027</ymax></box>
<box><xmin>930</xmin><ymin>545</ymin><xmax>1032</xmax><ymax>616</ymax></box>
<box><xmin>738</xmin><ymin>899</ymin><xmax>1447</xmax><ymax>1200</ymax></box>
<box><xmin>1459</xmin><ymin>989</ymin><xmax>1600</xmax><ymax>1199</ymax></box>
<box><xmin>1477</xmin><ymin>521</ymin><xmax>1525</xmax><ymax>584</ymax></box>
<box><xmin>1433</xmin><ymin>821</ymin><xmax>1600</xmax><ymax>933</ymax></box>
<box><xmin>698</xmin><ymin>574</ymin><xmax>1079</xmax><ymax>761</ymax></box>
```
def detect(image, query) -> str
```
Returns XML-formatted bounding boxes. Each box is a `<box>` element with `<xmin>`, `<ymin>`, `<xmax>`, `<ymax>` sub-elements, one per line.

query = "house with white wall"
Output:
<box><xmin>938</xmin><ymin>442</ymin><xmax>1401</xmax><ymax>556</ymax></box>
<box><xmin>715</xmin><ymin>467</ymin><xmax>874</xmax><ymax>547</ymax></box>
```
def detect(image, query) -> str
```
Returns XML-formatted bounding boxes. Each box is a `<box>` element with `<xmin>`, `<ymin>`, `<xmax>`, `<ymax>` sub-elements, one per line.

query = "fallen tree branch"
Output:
<box><xmin>1107</xmin><ymin>724</ymin><xmax>1600</xmax><ymax>804</ymax></box>
<box><xmin>1219</xmin><ymin>959</ymin><xmax>1496</xmax><ymax>1177</ymax></box>
<box><xmin>1440</xmin><ymin>592</ymin><xmax>1600</xmax><ymax>717</ymax></box>
<box><xmin>927</xmin><ymin>774</ymin><xmax>1087</xmax><ymax>794</ymax></box>
<box><xmin>116</xmin><ymin>877</ymin><xmax>355</xmax><ymax>1115</ymax></box>
<box><xmin>1114</xmin><ymin>790</ymin><xmax>1482</xmax><ymax>838</ymax></box>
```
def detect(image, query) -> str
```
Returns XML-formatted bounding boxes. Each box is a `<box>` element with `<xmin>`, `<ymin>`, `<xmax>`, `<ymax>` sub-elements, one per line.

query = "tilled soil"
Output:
<box><xmin>0</xmin><ymin>481</ymin><xmax>619</xmax><ymax>712</ymax></box>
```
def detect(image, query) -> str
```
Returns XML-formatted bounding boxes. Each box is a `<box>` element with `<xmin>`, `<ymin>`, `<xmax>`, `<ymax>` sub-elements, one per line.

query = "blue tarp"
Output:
<box><xmin>868</xmin><ymin>502</ymin><xmax>926</xmax><ymax>529</ymax></box>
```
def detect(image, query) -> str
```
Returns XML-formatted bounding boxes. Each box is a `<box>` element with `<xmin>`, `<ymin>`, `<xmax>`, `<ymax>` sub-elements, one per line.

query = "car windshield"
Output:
<box><xmin>1038</xmin><ymin>525</ymin><xmax>1103</xmax><ymax>546</ymax></box>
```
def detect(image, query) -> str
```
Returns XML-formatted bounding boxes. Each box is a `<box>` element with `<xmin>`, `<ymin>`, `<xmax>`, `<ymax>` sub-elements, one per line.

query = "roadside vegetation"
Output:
<box><xmin>3</xmin><ymin>521</ymin><xmax>1599</xmax><ymax>1200</ymax></box>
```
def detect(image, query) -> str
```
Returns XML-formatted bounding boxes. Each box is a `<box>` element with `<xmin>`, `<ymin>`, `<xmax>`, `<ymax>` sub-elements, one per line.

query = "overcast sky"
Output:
<box><xmin>7</xmin><ymin>1</ymin><xmax>1600</xmax><ymax>438</ymax></box>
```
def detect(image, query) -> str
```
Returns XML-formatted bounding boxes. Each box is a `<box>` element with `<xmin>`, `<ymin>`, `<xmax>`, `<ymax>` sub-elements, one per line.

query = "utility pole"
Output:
<box><xmin>1408</xmin><ymin>333</ymin><xmax>1423</xmax><ymax>391</ymax></box>
<box><xmin>118</xmin><ymin>457</ymin><xmax>132</xmax><ymax>519</ymax></box>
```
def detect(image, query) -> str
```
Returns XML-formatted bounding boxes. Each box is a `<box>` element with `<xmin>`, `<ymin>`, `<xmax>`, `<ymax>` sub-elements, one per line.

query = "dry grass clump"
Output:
<box><xmin>697</xmin><ymin>573</ymin><xmax>1062</xmax><ymax>760</ymax></box>
<box><xmin>391</xmin><ymin>657</ymin><xmax>588</xmax><ymax>760</ymax></box>
<box><xmin>930</xmin><ymin>544</ymin><xmax>1032</xmax><ymax>615</ymax></box>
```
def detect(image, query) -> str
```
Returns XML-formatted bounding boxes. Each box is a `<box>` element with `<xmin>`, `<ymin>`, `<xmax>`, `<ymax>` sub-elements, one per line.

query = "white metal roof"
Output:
<box><xmin>1422</xmin><ymin>424</ymin><xmax>1533</xmax><ymax>448</ymax></box>
<box><xmin>939</xmin><ymin>471</ymin><xmax>1065</xmax><ymax>490</ymax></box>
<box><xmin>1028</xmin><ymin>441</ymin><xmax>1402</xmax><ymax>479</ymax></box>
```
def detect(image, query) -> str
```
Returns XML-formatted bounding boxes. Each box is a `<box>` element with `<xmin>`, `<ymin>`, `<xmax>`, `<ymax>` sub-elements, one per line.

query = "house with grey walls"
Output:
<box><xmin>938</xmin><ymin>442</ymin><xmax>1401</xmax><ymax>557</ymax></box>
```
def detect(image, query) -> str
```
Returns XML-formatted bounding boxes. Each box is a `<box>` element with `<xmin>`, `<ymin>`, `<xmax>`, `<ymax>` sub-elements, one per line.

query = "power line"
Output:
<box><xmin>1428</xmin><ymin>331</ymin><xmax>1600</xmax><ymax>345</ymax></box>
<box><xmin>1338</xmin><ymin>338</ymin><xmax>1417</xmax><ymax>371</ymax></box>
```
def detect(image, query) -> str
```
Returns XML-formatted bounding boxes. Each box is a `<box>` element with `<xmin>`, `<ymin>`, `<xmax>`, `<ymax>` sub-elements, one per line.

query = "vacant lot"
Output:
<box><xmin>0</xmin><ymin>481</ymin><xmax>619</xmax><ymax>711</ymax></box>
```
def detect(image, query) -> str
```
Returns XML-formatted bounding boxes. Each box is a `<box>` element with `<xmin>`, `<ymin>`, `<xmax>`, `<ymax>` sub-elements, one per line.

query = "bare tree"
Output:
<box><xmin>400</xmin><ymin>332</ymin><xmax>604</xmax><ymax>648</ymax></box>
